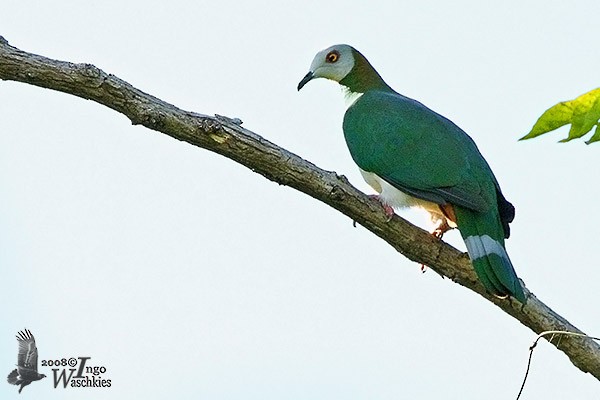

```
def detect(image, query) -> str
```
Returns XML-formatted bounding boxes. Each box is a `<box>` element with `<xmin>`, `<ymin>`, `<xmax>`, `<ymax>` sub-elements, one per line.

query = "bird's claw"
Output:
<box><xmin>368</xmin><ymin>194</ymin><xmax>395</xmax><ymax>221</ymax></box>
<box><xmin>431</xmin><ymin>219</ymin><xmax>451</xmax><ymax>239</ymax></box>
<box><xmin>432</xmin><ymin>228</ymin><xmax>445</xmax><ymax>239</ymax></box>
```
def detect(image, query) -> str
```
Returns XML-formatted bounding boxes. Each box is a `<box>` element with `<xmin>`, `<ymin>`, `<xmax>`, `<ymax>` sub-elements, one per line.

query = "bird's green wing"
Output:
<box><xmin>343</xmin><ymin>90</ymin><xmax>496</xmax><ymax>212</ymax></box>
<box><xmin>343</xmin><ymin>90</ymin><xmax>525</xmax><ymax>302</ymax></box>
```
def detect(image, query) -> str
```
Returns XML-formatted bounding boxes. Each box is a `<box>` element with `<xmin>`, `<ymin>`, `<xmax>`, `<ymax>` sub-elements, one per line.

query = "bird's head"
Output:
<box><xmin>298</xmin><ymin>44</ymin><xmax>391</xmax><ymax>94</ymax></box>
<box><xmin>297</xmin><ymin>44</ymin><xmax>355</xmax><ymax>91</ymax></box>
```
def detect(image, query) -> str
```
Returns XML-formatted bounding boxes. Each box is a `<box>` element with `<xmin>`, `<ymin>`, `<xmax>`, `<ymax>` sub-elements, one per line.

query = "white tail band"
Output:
<box><xmin>464</xmin><ymin>235</ymin><xmax>509</xmax><ymax>261</ymax></box>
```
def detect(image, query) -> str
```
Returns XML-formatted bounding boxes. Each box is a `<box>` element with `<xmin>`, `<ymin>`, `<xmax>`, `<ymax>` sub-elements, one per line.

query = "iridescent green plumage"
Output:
<box><xmin>299</xmin><ymin>44</ymin><xmax>526</xmax><ymax>303</ymax></box>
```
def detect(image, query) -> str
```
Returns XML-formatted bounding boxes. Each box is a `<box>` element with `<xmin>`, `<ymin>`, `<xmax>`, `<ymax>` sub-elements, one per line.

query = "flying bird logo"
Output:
<box><xmin>6</xmin><ymin>329</ymin><xmax>46</xmax><ymax>393</ymax></box>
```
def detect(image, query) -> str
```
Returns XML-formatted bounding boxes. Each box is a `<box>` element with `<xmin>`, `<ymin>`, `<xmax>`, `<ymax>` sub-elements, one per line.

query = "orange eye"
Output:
<box><xmin>326</xmin><ymin>50</ymin><xmax>340</xmax><ymax>63</ymax></box>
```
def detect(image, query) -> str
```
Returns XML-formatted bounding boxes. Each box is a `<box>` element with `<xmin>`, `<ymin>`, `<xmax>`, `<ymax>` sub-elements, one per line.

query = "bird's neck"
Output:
<box><xmin>339</xmin><ymin>49</ymin><xmax>394</xmax><ymax>94</ymax></box>
<box><xmin>342</xmin><ymin>87</ymin><xmax>364</xmax><ymax>108</ymax></box>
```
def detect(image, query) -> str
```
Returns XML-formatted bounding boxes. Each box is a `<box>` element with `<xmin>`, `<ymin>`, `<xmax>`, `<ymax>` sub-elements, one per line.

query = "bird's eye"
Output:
<box><xmin>326</xmin><ymin>50</ymin><xmax>340</xmax><ymax>63</ymax></box>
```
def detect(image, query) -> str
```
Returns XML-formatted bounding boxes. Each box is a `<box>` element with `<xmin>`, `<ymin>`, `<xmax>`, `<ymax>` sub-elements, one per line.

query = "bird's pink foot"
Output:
<box><xmin>368</xmin><ymin>194</ymin><xmax>395</xmax><ymax>221</ymax></box>
<box><xmin>422</xmin><ymin>219</ymin><xmax>453</xmax><ymax>272</ymax></box>
<box><xmin>431</xmin><ymin>219</ymin><xmax>451</xmax><ymax>239</ymax></box>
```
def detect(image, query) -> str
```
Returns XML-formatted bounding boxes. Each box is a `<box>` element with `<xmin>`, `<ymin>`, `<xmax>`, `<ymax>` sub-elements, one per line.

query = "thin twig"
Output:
<box><xmin>516</xmin><ymin>331</ymin><xmax>600</xmax><ymax>400</ymax></box>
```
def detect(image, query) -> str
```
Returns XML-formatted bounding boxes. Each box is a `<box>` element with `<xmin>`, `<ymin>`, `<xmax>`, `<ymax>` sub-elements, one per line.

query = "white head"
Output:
<box><xmin>297</xmin><ymin>44</ymin><xmax>355</xmax><ymax>90</ymax></box>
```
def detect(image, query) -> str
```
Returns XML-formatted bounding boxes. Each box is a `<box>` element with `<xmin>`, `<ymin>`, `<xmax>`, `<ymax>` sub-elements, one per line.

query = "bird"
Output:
<box><xmin>7</xmin><ymin>329</ymin><xmax>46</xmax><ymax>393</ymax></box>
<box><xmin>298</xmin><ymin>44</ymin><xmax>526</xmax><ymax>303</ymax></box>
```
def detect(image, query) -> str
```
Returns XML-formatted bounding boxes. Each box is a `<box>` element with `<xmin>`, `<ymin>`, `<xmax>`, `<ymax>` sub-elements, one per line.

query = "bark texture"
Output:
<box><xmin>1</xmin><ymin>36</ymin><xmax>598</xmax><ymax>380</ymax></box>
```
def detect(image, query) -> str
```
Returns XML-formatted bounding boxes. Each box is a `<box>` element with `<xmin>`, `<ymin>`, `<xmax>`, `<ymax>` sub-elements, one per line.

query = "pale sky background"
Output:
<box><xmin>1</xmin><ymin>1</ymin><xmax>599</xmax><ymax>399</ymax></box>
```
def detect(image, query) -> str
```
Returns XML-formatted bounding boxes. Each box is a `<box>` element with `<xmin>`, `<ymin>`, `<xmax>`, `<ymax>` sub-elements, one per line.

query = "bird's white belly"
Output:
<box><xmin>360</xmin><ymin>169</ymin><xmax>455</xmax><ymax>227</ymax></box>
<box><xmin>360</xmin><ymin>169</ymin><xmax>429</xmax><ymax>208</ymax></box>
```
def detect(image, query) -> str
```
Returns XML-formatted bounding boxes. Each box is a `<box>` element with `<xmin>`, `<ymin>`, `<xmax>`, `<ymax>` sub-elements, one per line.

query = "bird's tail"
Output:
<box><xmin>7</xmin><ymin>369</ymin><xmax>18</xmax><ymax>385</ymax></box>
<box><xmin>454</xmin><ymin>206</ymin><xmax>526</xmax><ymax>303</ymax></box>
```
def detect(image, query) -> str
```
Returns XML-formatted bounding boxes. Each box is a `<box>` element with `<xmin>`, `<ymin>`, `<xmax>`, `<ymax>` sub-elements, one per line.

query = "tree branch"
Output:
<box><xmin>1</xmin><ymin>36</ymin><xmax>599</xmax><ymax>380</ymax></box>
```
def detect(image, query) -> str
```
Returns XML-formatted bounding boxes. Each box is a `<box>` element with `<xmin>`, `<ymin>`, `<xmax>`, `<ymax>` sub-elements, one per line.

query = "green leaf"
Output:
<box><xmin>585</xmin><ymin>124</ymin><xmax>600</xmax><ymax>144</ymax></box>
<box><xmin>520</xmin><ymin>88</ymin><xmax>600</xmax><ymax>143</ymax></box>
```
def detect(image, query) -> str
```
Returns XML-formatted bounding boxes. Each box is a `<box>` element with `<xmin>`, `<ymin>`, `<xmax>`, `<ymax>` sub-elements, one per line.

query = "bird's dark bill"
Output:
<box><xmin>297</xmin><ymin>71</ymin><xmax>314</xmax><ymax>91</ymax></box>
